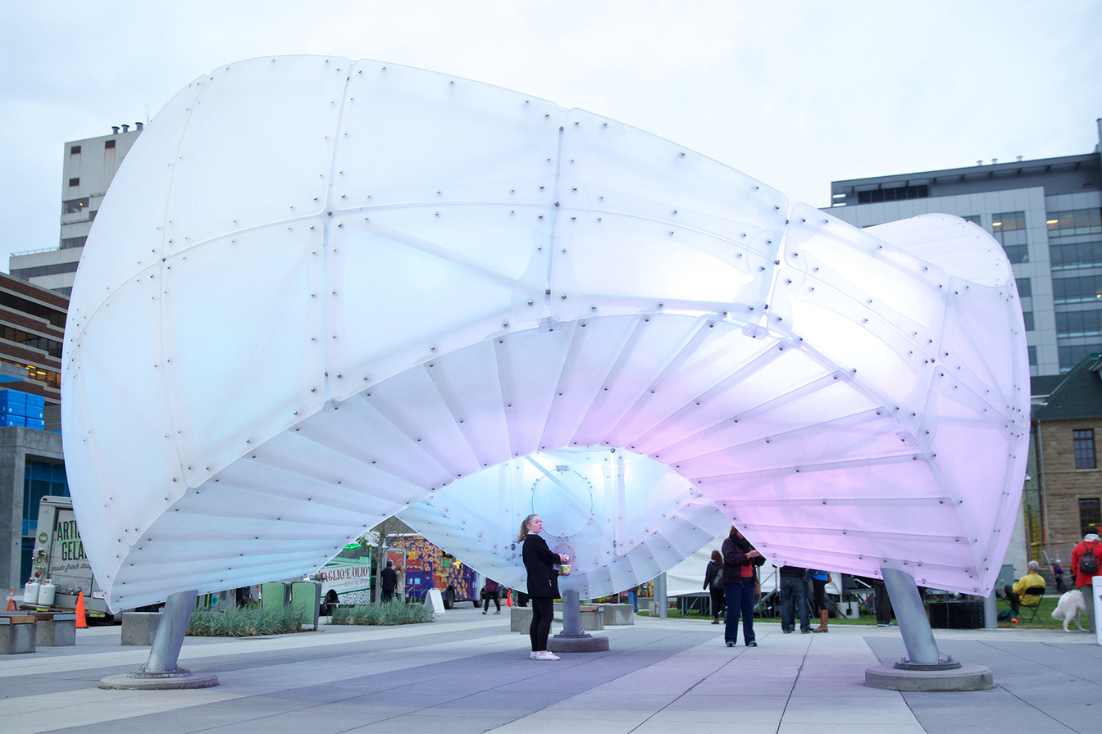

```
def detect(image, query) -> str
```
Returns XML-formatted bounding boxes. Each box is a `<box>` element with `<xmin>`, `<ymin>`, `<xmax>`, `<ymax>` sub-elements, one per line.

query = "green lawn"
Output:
<box><xmin>637</xmin><ymin>596</ymin><xmax>1073</xmax><ymax>630</ymax></box>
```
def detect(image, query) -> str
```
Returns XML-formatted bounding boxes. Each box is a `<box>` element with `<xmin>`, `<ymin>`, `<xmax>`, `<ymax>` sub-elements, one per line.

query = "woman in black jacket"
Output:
<box><xmin>721</xmin><ymin>526</ymin><xmax>765</xmax><ymax>647</ymax></box>
<box><xmin>519</xmin><ymin>514</ymin><xmax>568</xmax><ymax>661</ymax></box>
<box><xmin>703</xmin><ymin>550</ymin><xmax>726</xmax><ymax>624</ymax></box>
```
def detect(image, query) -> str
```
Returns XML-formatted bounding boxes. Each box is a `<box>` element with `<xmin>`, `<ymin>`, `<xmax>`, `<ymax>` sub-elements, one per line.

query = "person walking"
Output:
<box><xmin>871</xmin><ymin>578</ymin><xmax>893</xmax><ymax>627</ymax></box>
<box><xmin>1071</xmin><ymin>525</ymin><xmax>1102</xmax><ymax>632</ymax></box>
<box><xmin>381</xmin><ymin>560</ymin><xmax>397</xmax><ymax>603</ymax></box>
<box><xmin>722</xmin><ymin>526</ymin><xmax>765</xmax><ymax>647</ymax></box>
<box><xmin>1053</xmin><ymin>559</ymin><xmax>1066</xmax><ymax>594</ymax></box>
<box><xmin>482</xmin><ymin>577</ymin><xmax>502</xmax><ymax>614</ymax></box>
<box><xmin>520</xmin><ymin>514</ymin><xmax>568</xmax><ymax>661</ymax></box>
<box><xmin>703</xmin><ymin>550</ymin><xmax>726</xmax><ymax>624</ymax></box>
<box><xmin>779</xmin><ymin>564</ymin><xmax>811</xmax><ymax>633</ymax></box>
<box><xmin>809</xmin><ymin>569</ymin><xmax>830</xmax><ymax>632</ymax></box>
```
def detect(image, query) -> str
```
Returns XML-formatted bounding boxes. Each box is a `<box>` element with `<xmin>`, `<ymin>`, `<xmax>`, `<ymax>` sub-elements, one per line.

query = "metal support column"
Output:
<box><xmin>865</xmin><ymin>568</ymin><xmax>993</xmax><ymax>691</ymax></box>
<box><xmin>561</xmin><ymin>589</ymin><xmax>583</xmax><ymax>636</ymax></box>
<box><xmin>881</xmin><ymin>568</ymin><xmax>944</xmax><ymax>666</ymax></box>
<box><xmin>655</xmin><ymin>572</ymin><xmax>668</xmax><ymax>618</ymax></box>
<box><xmin>145</xmin><ymin>589</ymin><xmax>198</xmax><ymax>673</ymax></box>
<box><xmin>99</xmin><ymin>589</ymin><xmax>219</xmax><ymax>689</ymax></box>
<box><xmin>983</xmin><ymin>591</ymin><xmax>998</xmax><ymax>630</ymax></box>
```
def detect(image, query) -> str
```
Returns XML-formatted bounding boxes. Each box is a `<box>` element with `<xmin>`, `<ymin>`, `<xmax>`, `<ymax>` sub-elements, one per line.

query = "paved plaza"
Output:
<box><xmin>1</xmin><ymin>607</ymin><xmax>1100</xmax><ymax>734</ymax></box>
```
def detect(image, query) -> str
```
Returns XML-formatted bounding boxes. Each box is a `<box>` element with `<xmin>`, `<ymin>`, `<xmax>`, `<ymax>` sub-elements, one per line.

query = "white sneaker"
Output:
<box><xmin>535</xmin><ymin>651</ymin><xmax>560</xmax><ymax>661</ymax></box>
<box><xmin>529</xmin><ymin>652</ymin><xmax>538</xmax><ymax>659</ymax></box>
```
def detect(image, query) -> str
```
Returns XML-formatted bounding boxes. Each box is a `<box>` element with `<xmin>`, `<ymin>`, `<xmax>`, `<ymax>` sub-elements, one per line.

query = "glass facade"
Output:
<box><xmin>992</xmin><ymin>211</ymin><xmax>1028</xmax><ymax>263</ymax></box>
<box><xmin>1053</xmin><ymin>274</ymin><xmax>1102</xmax><ymax>304</ymax></box>
<box><xmin>1048</xmin><ymin>208</ymin><xmax>1102</xmax><ymax>238</ymax></box>
<box><xmin>20</xmin><ymin>461</ymin><xmax>69</xmax><ymax>583</ymax></box>
<box><xmin>1058</xmin><ymin>344</ymin><xmax>1102</xmax><ymax>370</ymax></box>
<box><xmin>1050</xmin><ymin>240</ymin><xmax>1102</xmax><ymax>270</ymax></box>
<box><xmin>1055</xmin><ymin>309</ymin><xmax>1102</xmax><ymax>337</ymax></box>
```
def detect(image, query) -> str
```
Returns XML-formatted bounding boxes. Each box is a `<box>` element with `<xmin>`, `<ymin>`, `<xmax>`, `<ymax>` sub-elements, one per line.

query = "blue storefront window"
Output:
<box><xmin>22</xmin><ymin>461</ymin><xmax>69</xmax><ymax>535</ymax></box>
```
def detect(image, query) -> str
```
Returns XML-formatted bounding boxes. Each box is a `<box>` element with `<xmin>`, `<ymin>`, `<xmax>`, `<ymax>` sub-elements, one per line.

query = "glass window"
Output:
<box><xmin>1047</xmin><ymin>208</ymin><xmax>1102</xmax><ymax>238</ymax></box>
<box><xmin>1059</xmin><ymin>344</ymin><xmax>1102</xmax><ymax>371</ymax></box>
<box><xmin>68</xmin><ymin>178</ymin><xmax>79</xmax><ymax>188</ymax></box>
<box><xmin>1028</xmin><ymin>345</ymin><xmax>1037</xmax><ymax>366</ymax></box>
<box><xmin>1017</xmin><ymin>278</ymin><xmax>1031</xmax><ymax>298</ymax></box>
<box><xmin>69</xmin><ymin>145</ymin><xmax>81</xmax><ymax>155</ymax></box>
<box><xmin>963</xmin><ymin>215</ymin><xmax>981</xmax><ymax>225</ymax></box>
<box><xmin>1079</xmin><ymin>498</ymin><xmax>1101</xmax><ymax>535</ymax></box>
<box><xmin>60</xmin><ymin>236</ymin><xmax>87</xmax><ymax>250</ymax></box>
<box><xmin>1004</xmin><ymin>245</ymin><xmax>1029</xmax><ymax>264</ymax></box>
<box><xmin>992</xmin><ymin>211</ymin><xmax>1027</xmax><ymax>261</ymax></box>
<box><xmin>105</xmin><ymin>139</ymin><xmax>116</xmax><ymax>149</ymax></box>
<box><xmin>62</xmin><ymin>197</ymin><xmax>89</xmax><ymax>215</ymax></box>
<box><xmin>22</xmin><ymin>460</ymin><xmax>68</xmax><ymax>535</ymax></box>
<box><xmin>11</xmin><ymin>261</ymin><xmax>79</xmax><ymax>281</ymax></box>
<box><xmin>1075</xmin><ymin>430</ymin><xmax>1097</xmax><ymax>469</ymax></box>
<box><xmin>1023</xmin><ymin>311</ymin><xmax>1034</xmax><ymax>331</ymax></box>
<box><xmin>1050</xmin><ymin>241</ymin><xmax>1102</xmax><ymax>270</ymax></box>
<box><xmin>1053</xmin><ymin>275</ymin><xmax>1102</xmax><ymax>304</ymax></box>
<box><xmin>856</xmin><ymin>184</ymin><xmax>929</xmax><ymax>204</ymax></box>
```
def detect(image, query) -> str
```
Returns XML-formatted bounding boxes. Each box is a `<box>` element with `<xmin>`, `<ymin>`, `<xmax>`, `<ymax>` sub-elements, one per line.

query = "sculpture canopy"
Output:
<box><xmin>60</xmin><ymin>56</ymin><xmax>1029</xmax><ymax>610</ymax></box>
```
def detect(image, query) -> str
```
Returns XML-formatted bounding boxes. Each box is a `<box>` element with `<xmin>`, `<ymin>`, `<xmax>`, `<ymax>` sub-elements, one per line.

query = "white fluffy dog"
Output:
<box><xmin>1051</xmin><ymin>589</ymin><xmax>1088</xmax><ymax>631</ymax></box>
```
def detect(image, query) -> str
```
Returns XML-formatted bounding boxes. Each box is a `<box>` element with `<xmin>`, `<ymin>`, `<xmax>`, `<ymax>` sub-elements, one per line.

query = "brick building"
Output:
<box><xmin>1030</xmin><ymin>355</ymin><xmax>1102</xmax><ymax>563</ymax></box>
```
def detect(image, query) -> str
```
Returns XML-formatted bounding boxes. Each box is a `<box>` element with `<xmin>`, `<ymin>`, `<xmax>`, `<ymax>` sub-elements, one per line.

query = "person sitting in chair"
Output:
<box><xmin>1004</xmin><ymin>560</ymin><xmax>1045</xmax><ymax>613</ymax></box>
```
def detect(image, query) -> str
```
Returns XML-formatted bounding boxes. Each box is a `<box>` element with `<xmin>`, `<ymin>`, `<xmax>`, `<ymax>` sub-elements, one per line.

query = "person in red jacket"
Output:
<box><xmin>1071</xmin><ymin>525</ymin><xmax>1102</xmax><ymax>632</ymax></box>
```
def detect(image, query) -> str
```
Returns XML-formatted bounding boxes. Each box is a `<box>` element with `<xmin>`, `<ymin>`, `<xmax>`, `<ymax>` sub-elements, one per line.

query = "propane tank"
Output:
<box><xmin>23</xmin><ymin>580</ymin><xmax>39</xmax><ymax>605</ymax></box>
<box><xmin>37</xmin><ymin>579</ymin><xmax>56</xmax><ymax>607</ymax></box>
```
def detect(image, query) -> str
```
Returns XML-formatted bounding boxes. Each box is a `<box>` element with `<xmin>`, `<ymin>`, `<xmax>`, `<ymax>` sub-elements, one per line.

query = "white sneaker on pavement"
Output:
<box><xmin>535</xmin><ymin>651</ymin><xmax>560</xmax><ymax>661</ymax></box>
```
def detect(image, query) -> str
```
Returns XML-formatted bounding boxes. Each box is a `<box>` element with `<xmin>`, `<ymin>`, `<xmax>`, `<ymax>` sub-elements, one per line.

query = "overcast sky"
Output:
<box><xmin>1</xmin><ymin>1</ymin><xmax>1100</xmax><ymax>270</ymax></box>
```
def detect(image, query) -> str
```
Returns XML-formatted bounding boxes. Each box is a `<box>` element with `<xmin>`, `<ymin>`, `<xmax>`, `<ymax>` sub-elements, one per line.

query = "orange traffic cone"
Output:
<box><xmin>506</xmin><ymin>590</ymin><xmax>512</xmax><ymax>607</ymax></box>
<box><xmin>5</xmin><ymin>587</ymin><xmax>16</xmax><ymax>611</ymax></box>
<box><xmin>75</xmin><ymin>591</ymin><xmax>87</xmax><ymax>628</ymax></box>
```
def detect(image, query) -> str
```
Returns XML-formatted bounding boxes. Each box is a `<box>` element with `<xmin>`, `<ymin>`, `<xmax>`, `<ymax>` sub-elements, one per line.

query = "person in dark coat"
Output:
<box><xmin>381</xmin><ymin>560</ymin><xmax>398</xmax><ymax>603</ymax></box>
<box><xmin>482</xmin><ymin>577</ymin><xmax>501</xmax><ymax>614</ymax></box>
<box><xmin>721</xmin><ymin>526</ymin><xmax>765</xmax><ymax>647</ymax></box>
<box><xmin>703</xmin><ymin>550</ymin><xmax>726</xmax><ymax>624</ymax></box>
<box><xmin>519</xmin><ymin>514</ymin><xmax>568</xmax><ymax>661</ymax></box>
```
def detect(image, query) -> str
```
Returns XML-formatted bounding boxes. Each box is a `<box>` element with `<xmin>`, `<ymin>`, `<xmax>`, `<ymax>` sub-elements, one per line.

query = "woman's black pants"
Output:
<box><xmin>530</xmin><ymin>597</ymin><xmax>553</xmax><ymax>652</ymax></box>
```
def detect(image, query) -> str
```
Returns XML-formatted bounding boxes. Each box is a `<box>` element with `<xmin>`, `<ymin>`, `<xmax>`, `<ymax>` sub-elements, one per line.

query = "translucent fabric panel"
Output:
<box><xmin>65</xmin><ymin>57</ymin><xmax>1029</xmax><ymax>610</ymax></box>
<box><xmin>65</xmin><ymin>77</ymin><xmax>204</xmax><ymax>335</ymax></box>
<box><xmin>162</xmin><ymin>222</ymin><xmax>325</xmax><ymax>487</ymax></box>
<box><xmin>399</xmin><ymin>448</ymin><xmax>730</xmax><ymax>598</ymax></box>
<box><xmin>164</xmin><ymin>57</ymin><xmax>344</xmax><ymax>250</ymax></box>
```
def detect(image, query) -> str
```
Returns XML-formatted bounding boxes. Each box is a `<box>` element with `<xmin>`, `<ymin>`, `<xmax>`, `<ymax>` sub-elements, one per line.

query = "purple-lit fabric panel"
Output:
<box><xmin>62</xmin><ymin>56</ymin><xmax>1029</xmax><ymax>610</ymax></box>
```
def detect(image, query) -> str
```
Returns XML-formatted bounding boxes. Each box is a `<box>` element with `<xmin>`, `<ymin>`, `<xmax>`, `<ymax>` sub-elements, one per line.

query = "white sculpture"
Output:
<box><xmin>62</xmin><ymin>56</ymin><xmax>1029</xmax><ymax>610</ymax></box>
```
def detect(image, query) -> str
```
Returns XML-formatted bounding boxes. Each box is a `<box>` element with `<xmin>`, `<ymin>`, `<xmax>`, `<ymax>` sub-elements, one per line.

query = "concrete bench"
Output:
<box><xmin>0</xmin><ymin>614</ymin><xmax>36</xmax><ymax>654</ymax></box>
<box><xmin>34</xmin><ymin>612</ymin><xmax>76</xmax><ymax>646</ymax></box>
<box><xmin>578</xmin><ymin>606</ymin><xmax>605</xmax><ymax>631</ymax></box>
<box><xmin>122</xmin><ymin>612</ymin><xmax>162</xmax><ymax>646</ymax></box>
<box><xmin>510</xmin><ymin>606</ymin><xmax>533</xmax><ymax>632</ymax></box>
<box><xmin>602</xmin><ymin>603</ymin><xmax>634</xmax><ymax>626</ymax></box>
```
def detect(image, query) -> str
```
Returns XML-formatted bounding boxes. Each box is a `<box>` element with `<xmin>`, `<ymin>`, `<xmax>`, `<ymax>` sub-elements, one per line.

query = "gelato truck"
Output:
<box><xmin>26</xmin><ymin>496</ymin><xmax>115</xmax><ymax>620</ymax></box>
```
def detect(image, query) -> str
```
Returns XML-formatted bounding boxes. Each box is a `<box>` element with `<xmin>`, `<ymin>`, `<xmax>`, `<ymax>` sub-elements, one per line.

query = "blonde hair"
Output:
<box><xmin>517</xmin><ymin>514</ymin><xmax>537</xmax><ymax>543</ymax></box>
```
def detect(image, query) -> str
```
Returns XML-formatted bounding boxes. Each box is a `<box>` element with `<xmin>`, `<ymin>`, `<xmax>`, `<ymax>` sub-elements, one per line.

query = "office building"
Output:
<box><xmin>9</xmin><ymin>124</ymin><xmax>143</xmax><ymax>295</ymax></box>
<box><xmin>826</xmin><ymin>119</ymin><xmax>1102</xmax><ymax>377</ymax></box>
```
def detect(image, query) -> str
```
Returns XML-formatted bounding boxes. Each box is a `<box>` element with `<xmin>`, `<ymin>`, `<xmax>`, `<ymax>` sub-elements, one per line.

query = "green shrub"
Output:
<box><xmin>330</xmin><ymin>602</ymin><xmax>435</xmax><ymax>626</ymax></box>
<box><xmin>187</xmin><ymin>604</ymin><xmax>307</xmax><ymax>637</ymax></box>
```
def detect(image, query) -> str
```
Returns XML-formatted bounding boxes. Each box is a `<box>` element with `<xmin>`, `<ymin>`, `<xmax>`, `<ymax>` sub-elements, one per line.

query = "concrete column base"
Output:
<box><xmin>100</xmin><ymin>667</ymin><xmax>219</xmax><ymax>690</ymax></box>
<box><xmin>865</xmin><ymin>664</ymin><xmax>993</xmax><ymax>691</ymax></box>
<box><xmin>548</xmin><ymin>633</ymin><xmax>610</xmax><ymax>653</ymax></box>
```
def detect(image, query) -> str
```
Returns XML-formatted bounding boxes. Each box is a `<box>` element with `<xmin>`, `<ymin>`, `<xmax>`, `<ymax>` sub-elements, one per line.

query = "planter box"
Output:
<box><xmin>122</xmin><ymin>612</ymin><xmax>162</xmax><ymax>646</ymax></box>
<box><xmin>35</xmin><ymin>613</ymin><xmax>76</xmax><ymax>646</ymax></box>
<box><xmin>603</xmin><ymin>604</ymin><xmax>634</xmax><ymax>626</ymax></box>
<box><xmin>0</xmin><ymin>614</ymin><xmax>36</xmax><ymax>654</ymax></box>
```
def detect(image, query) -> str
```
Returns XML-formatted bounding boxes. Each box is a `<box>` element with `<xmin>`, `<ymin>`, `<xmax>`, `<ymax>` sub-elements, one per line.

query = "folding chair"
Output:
<box><xmin>1016</xmin><ymin>586</ymin><xmax>1046</xmax><ymax>624</ymax></box>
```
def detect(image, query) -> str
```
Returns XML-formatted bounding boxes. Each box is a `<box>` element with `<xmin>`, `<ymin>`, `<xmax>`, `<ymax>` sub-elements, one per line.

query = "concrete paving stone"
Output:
<box><xmin>634</xmin><ymin>719</ymin><xmax>780</xmax><ymax>734</ymax></box>
<box><xmin>686</xmin><ymin>678</ymin><xmax>796</xmax><ymax>696</ymax></box>
<box><xmin>790</xmin><ymin>675</ymin><xmax>900</xmax><ymax>696</ymax></box>
<box><xmin>777</xmin><ymin>724</ymin><xmax>926</xmax><ymax>734</ymax></box>
<box><xmin>900</xmin><ymin>709</ymin><xmax>1075</xmax><ymax>734</ymax></box>
<box><xmin>780</xmin><ymin>695</ymin><xmax>915</xmax><ymax>725</ymax></box>
<box><xmin>645</xmin><ymin>707</ymin><xmax>785</xmax><ymax>725</ymax></box>
<box><xmin>662</xmin><ymin>693</ymin><xmax>790</xmax><ymax>713</ymax></box>
<box><xmin>485</xmin><ymin>714</ymin><xmax>645</xmax><ymax>733</ymax></box>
